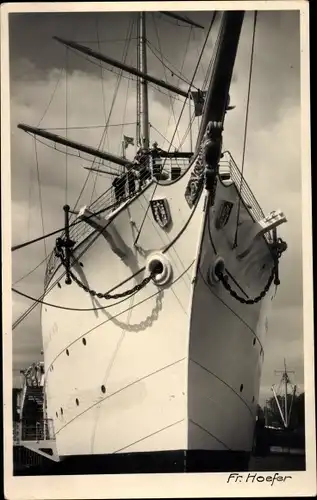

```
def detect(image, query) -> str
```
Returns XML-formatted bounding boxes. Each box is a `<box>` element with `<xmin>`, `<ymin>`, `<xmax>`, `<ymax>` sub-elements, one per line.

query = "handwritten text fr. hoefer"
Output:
<box><xmin>227</xmin><ymin>472</ymin><xmax>292</xmax><ymax>486</ymax></box>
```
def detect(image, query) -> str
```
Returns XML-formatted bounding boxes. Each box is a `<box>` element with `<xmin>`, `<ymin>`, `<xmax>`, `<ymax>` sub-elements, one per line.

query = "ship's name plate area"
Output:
<box><xmin>215</xmin><ymin>200</ymin><xmax>234</xmax><ymax>229</ymax></box>
<box><xmin>150</xmin><ymin>198</ymin><xmax>171</xmax><ymax>229</ymax></box>
<box><xmin>227</xmin><ymin>472</ymin><xmax>292</xmax><ymax>486</ymax></box>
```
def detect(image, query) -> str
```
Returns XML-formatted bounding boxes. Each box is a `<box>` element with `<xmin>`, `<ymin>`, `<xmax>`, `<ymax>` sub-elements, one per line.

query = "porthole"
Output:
<box><xmin>253</xmin><ymin>338</ymin><xmax>256</xmax><ymax>346</ymax></box>
<box><xmin>60</xmin><ymin>407</ymin><xmax>63</xmax><ymax>415</ymax></box>
<box><xmin>101</xmin><ymin>385</ymin><xmax>106</xmax><ymax>394</ymax></box>
<box><xmin>57</xmin><ymin>282</ymin><xmax>61</xmax><ymax>289</ymax></box>
<box><xmin>82</xmin><ymin>338</ymin><xmax>87</xmax><ymax>346</ymax></box>
<box><xmin>75</xmin><ymin>398</ymin><xmax>79</xmax><ymax>406</ymax></box>
<box><xmin>66</xmin><ymin>349</ymin><xmax>69</xmax><ymax>356</ymax></box>
<box><xmin>56</xmin><ymin>411</ymin><xmax>58</xmax><ymax>418</ymax></box>
<box><xmin>240</xmin><ymin>384</ymin><xmax>244</xmax><ymax>392</ymax></box>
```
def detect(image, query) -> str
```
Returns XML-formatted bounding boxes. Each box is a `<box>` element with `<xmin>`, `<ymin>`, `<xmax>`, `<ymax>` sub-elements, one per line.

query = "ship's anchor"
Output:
<box><xmin>54</xmin><ymin>206</ymin><xmax>162</xmax><ymax>299</ymax></box>
<box><xmin>54</xmin><ymin>205</ymin><xmax>76</xmax><ymax>285</ymax></box>
<box><xmin>270</xmin><ymin>229</ymin><xmax>288</xmax><ymax>291</ymax></box>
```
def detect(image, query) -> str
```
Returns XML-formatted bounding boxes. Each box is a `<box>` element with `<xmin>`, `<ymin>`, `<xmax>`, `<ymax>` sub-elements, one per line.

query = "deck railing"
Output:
<box><xmin>44</xmin><ymin>153</ymin><xmax>270</xmax><ymax>287</ymax></box>
<box><xmin>44</xmin><ymin>157</ymin><xmax>190</xmax><ymax>287</ymax></box>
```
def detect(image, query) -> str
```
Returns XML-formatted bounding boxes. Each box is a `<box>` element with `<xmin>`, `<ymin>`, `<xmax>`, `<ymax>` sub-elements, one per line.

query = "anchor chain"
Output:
<box><xmin>55</xmin><ymin>248</ymin><xmax>158</xmax><ymax>300</ymax></box>
<box><xmin>215</xmin><ymin>265</ymin><xmax>275</xmax><ymax>305</ymax></box>
<box><xmin>52</xmin><ymin>205</ymin><xmax>163</xmax><ymax>300</ymax></box>
<box><xmin>215</xmin><ymin>237</ymin><xmax>287</xmax><ymax>305</ymax></box>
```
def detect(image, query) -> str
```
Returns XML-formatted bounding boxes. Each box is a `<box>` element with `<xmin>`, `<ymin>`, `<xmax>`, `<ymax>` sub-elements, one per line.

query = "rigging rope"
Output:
<box><xmin>159</xmin><ymin>13</ymin><xmax>196</xmax><ymax>29</ymax></box>
<box><xmin>172</xmin><ymin>14</ymin><xmax>217</xmax><ymax>152</ymax></box>
<box><xmin>27</xmin><ymin>132</ymin><xmax>122</xmax><ymax>175</ymax></box>
<box><xmin>88</xmin><ymin>17</ymin><xmax>134</xmax><ymax>206</ymax></box>
<box><xmin>65</xmin><ymin>47</ymin><xmax>69</xmax><ymax>206</ymax></box>
<box><xmin>42</xmin><ymin>122</ymin><xmax>136</xmax><ymax>130</ymax></box>
<box><xmin>117</xmin><ymin>63</ymin><xmax>131</xmax><ymax>157</ymax></box>
<box><xmin>12</xmin><ymin>285</ymin><xmax>138</xmax><ymax>312</ymax></box>
<box><xmin>156</xmin><ymin>21</ymin><xmax>193</xmax><ymax>150</ymax></box>
<box><xmin>152</xmin><ymin>13</ymin><xmax>190</xmax><ymax>148</ymax></box>
<box><xmin>149</xmin><ymin>123</ymin><xmax>178</xmax><ymax>151</ymax></box>
<box><xmin>26</xmin><ymin>157</ymin><xmax>34</xmax><ymax>242</ymax></box>
<box><xmin>89</xmin><ymin>16</ymin><xmax>110</xmax><ymax>204</ymax></box>
<box><xmin>233</xmin><ymin>11</ymin><xmax>257</xmax><ymax>248</ymax></box>
<box><xmin>134</xmin><ymin>13</ymin><xmax>216</xmax><ymax>246</ymax></box>
<box><xmin>12</xmin><ymin>255</ymin><xmax>50</xmax><ymax>286</ymax></box>
<box><xmin>11</xmin><ymin>200</ymin><xmax>117</xmax><ymax>252</ymax></box>
<box><xmin>34</xmin><ymin>139</ymin><xmax>47</xmax><ymax>260</ymax></box>
<box><xmin>56</xmin><ymin>245</ymin><xmax>158</xmax><ymax>301</ymax></box>
<box><xmin>37</xmin><ymin>67</ymin><xmax>64</xmax><ymax>127</ymax></box>
<box><xmin>146</xmin><ymin>39</ymin><xmax>195</xmax><ymax>90</ymax></box>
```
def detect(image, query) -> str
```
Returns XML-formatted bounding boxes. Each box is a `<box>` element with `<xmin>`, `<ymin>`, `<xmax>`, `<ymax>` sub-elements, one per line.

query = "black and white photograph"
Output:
<box><xmin>2</xmin><ymin>1</ymin><xmax>315</xmax><ymax>498</ymax></box>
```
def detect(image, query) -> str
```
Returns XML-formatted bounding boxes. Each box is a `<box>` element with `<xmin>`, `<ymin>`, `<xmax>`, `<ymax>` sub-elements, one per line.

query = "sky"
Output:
<box><xmin>8</xmin><ymin>6</ymin><xmax>303</xmax><ymax>404</ymax></box>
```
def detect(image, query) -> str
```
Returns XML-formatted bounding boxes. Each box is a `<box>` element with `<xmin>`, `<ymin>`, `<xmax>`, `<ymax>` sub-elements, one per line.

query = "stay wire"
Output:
<box><xmin>34</xmin><ymin>139</ymin><xmax>47</xmax><ymax>260</ymax></box>
<box><xmin>11</xmin><ymin>198</ymin><xmax>116</xmax><ymax>252</ymax></box>
<box><xmin>65</xmin><ymin>47</ymin><xmax>68</xmax><ymax>206</ymax></box>
<box><xmin>29</xmin><ymin>133</ymin><xmax>122</xmax><ymax>174</ymax></box>
<box><xmin>152</xmin><ymin>13</ymin><xmax>187</xmax><ymax>148</ymax></box>
<box><xmin>89</xmin><ymin>17</ymin><xmax>134</xmax><ymax>205</ymax></box>
<box><xmin>233</xmin><ymin>11</ymin><xmax>257</xmax><ymax>248</ymax></box>
<box><xmin>37</xmin><ymin>67</ymin><xmax>64</xmax><ymax>127</ymax></box>
<box><xmin>146</xmin><ymin>39</ymin><xmax>195</xmax><ymax>89</ymax></box>
<box><xmin>12</xmin><ymin>286</ymin><xmax>138</xmax><ymax>313</ymax></box>
<box><xmin>12</xmin><ymin>255</ymin><xmax>50</xmax><ymax>286</ymax></box>
<box><xmin>134</xmin><ymin>13</ymin><xmax>216</xmax><ymax>246</ymax></box>
<box><xmin>89</xmin><ymin>15</ymin><xmax>110</xmax><ymax>204</ymax></box>
<box><xmin>157</xmin><ymin>22</ymin><xmax>193</xmax><ymax>149</ymax></box>
<box><xmin>43</xmin><ymin>122</ymin><xmax>136</xmax><ymax>131</ymax></box>
<box><xmin>168</xmin><ymin>13</ymin><xmax>217</xmax><ymax>152</ymax></box>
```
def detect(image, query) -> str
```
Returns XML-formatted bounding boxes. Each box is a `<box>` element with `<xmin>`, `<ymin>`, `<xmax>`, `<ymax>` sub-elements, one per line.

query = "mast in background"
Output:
<box><xmin>271</xmin><ymin>359</ymin><xmax>296</xmax><ymax>429</ymax></box>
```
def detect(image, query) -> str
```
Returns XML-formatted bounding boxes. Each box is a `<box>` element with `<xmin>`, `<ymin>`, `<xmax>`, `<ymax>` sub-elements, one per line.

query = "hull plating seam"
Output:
<box><xmin>54</xmin><ymin>357</ymin><xmax>186</xmax><ymax>436</ymax></box>
<box><xmin>44</xmin><ymin>261</ymin><xmax>195</xmax><ymax>376</ymax></box>
<box><xmin>198</xmin><ymin>267</ymin><xmax>265</xmax><ymax>354</ymax></box>
<box><xmin>189</xmin><ymin>419</ymin><xmax>231</xmax><ymax>450</ymax></box>
<box><xmin>190</xmin><ymin>359</ymin><xmax>254</xmax><ymax>418</ymax></box>
<box><xmin>113</xmin><ymin>419</ymin><xmax>185</xmax><ymax>454</ymax></box>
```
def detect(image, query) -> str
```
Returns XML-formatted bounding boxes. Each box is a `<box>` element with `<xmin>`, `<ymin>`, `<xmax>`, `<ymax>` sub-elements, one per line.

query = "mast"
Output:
<box><xmin>159</xmin><ymin>11</ymin><xmax>204</xmax><ymax>29</ymax></box>
<box><xmin>136</xmin><ymin>15</ymin><xmax>141</xmax><ymax>149</ymax></box>
<box><xmin>53</xmin><ymin>36</ymin><xmax>191</xmax><ymax>99</ymax></box>
<box><xmin>195</xmin><ymin>12</ymin><xmax>244</xmax><ymax>151</ymax></box>
<box><xmin>284</xmin><ymin>358</ymin><xmax>288</xmax><ymax>426</ymax></box>
<box><xmin>273</xmin><ymin>359</ymin><xmax>296</xmax><ymax>429</ymax></box>
<box><xmin>140</xmin><ymin>12</ymin><xmax>150</xmax><ymax>149</ymax></box>
<box><xmin>17</xmin><ymin>124</ymin><xmax>133</xmax><ymax>168</ymax></box>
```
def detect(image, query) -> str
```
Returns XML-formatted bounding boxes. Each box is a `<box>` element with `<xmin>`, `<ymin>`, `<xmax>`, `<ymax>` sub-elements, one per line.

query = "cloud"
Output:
<box><xmin>9</xmin><ymin>10</ymin><xmax>304</xmax><ymax>397</ymax></box>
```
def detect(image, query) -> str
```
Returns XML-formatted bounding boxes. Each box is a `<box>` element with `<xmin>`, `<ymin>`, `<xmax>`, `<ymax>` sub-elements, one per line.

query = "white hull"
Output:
<box><xmin>41</xmin><ymin>160</ymin><xmax>275</xmax><ymax>459</ymax></box>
